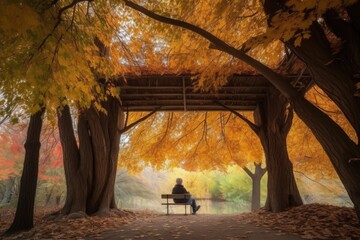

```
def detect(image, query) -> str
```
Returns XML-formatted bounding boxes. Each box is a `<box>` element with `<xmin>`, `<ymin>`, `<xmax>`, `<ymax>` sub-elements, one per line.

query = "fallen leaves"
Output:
<box><xmin>1</xmin><ymin>204</ymin><xmax>359</xmax><ymax>239</ymax></box>
<box><xmin>0</xmin><ymin>207</ymin><xmax>157</xmax><ymax>240</ymax></box>
<box><xmin>236</xmin><ymin>204</ymin><xmax>360</xmax><ymax>240</ymax></box>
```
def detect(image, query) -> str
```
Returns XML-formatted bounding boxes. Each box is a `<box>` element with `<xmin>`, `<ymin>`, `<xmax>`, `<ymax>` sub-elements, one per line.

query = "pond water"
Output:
<box><xmin>194</xmin><ymin>199</ymin><xmax>250</xmax><ymax>214</ymax></box>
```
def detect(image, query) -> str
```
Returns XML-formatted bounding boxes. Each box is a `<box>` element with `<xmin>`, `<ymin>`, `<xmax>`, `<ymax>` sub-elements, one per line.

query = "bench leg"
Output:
<box><xmin>185</xmin><ymin>204</ymin><xmax>186</xmax><ymax>215</ymax></box>
<box><xmin>166</xmin><ymin>197</ymin><xmax>169</xmax><ymax>215</ymax></box>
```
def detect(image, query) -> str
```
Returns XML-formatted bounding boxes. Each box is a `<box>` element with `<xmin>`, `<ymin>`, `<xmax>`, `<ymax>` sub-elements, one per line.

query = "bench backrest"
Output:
<box><xmin>161</xmin><ymin>194</ymin><xmax>190</xmax><ymax>199</ymax></box>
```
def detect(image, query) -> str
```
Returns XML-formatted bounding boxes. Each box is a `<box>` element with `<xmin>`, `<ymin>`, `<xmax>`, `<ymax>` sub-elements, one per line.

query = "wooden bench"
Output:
<box><xmin>161</xmin><ymin>194</ymin><xmax>191</xmax><ymax>215</ymax></box>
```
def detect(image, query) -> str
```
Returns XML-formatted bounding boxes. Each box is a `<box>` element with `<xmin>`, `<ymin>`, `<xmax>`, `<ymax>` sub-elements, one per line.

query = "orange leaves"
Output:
<box><xmin>0</xmin><ymin>207</ymin><xmax>137</xmax><ymax>240</ymax></box>
<box><xmin>0</xmin><ymin>120</ymin><xmax>64</xmax><ymax>184</ymax></box>
<box><xmin>119</xmin><ymin>111</ymin><xmax>264</xmax><ymax>172</ymax></box>
<box><xmin>238</xmin><ymin>204</ymin><xmax>360</xmax><ymax>240</ymax></box>
<box><xmin>122</xmin><ymin>0</ymin><xmax>282</xmax><ymax>90</ymax></box>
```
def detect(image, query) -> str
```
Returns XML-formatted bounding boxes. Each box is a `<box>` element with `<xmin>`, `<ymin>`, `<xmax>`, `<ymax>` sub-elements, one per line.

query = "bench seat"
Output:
<box><xmin>161</xmin><ymin>194</ymin><xmax>191</xmax><ymax>215</ymax></box>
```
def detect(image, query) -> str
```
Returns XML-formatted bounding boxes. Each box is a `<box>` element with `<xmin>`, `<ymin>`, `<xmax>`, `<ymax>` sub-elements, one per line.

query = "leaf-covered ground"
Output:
<box><xmin>0</xmin><ymin>207</ymin><xmax>154</xmax><ymax>240</ymax></box>
<box><xmin>237</xmin><ymin>204</ymin><xmax>360</xmax><ymax>239</ymax></box>
<box><xmin>0</xmin><ymin>204</ymin><xmax>359</xmax><ymax>239</ymax></box>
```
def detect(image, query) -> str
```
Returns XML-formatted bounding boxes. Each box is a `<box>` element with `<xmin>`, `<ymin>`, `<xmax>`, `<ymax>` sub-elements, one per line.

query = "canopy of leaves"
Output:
<box><xmin>2</xmin><ymin>0</ymin><xmax>356</xmax><ymax>118</ymax></box>
<box><xmin>120</xmin><ymin>111</ymin><xmax>263</xmax><ymax>172</ymax></box>
<box><xmin>0</xmin><ymin>0</ymin><xmax>142</xmax><ymax>119</ymax></box>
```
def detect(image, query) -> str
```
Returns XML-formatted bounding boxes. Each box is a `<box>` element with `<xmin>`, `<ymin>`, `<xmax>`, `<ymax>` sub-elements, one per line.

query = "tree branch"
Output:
<box><xmin>243</xmin><ymin>166</ymin><xmax>254</xmax><ymax>179</ymax></box>
<box><xmin>260</xmin><ymin>165</ymin><xmax>267</xmax><ymax>177</ymax></box>
<box><xmin>294</xmin><ymin>170</ymin><xmax>352</xmax><ymax>205</ymax></box>
<box><xmin>173</xmin><ymin>115</ymin><xmax>206</xmax><ymax>144</ymax></box>
<box><xmin>214</xmin><ymin>100</ymin><xmax>260</xmax><ymax>134</ymax></box>
<box><xmin>38</xmin><ymin>0</ymin><xmax>92</xmax><ymax>51</ymax></box>
<box><xmin>119</xmin><ymin>108</ymin><xmax>159</xmax><ymax>134</ymax></box>
<box><xmin>190</xmin><ymin>114</ymin><xmax>207</xmax><ymax>159</ymax></box>
<box><xmin>123</xmin><ymin>0</ymin><xmax>298</xmax><ymax>99</ymax></box>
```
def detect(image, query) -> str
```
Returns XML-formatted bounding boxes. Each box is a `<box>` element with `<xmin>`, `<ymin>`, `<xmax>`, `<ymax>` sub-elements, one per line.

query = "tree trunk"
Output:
<box><xmin>45</xmin><ymin>187</ymin><xmax>54</xmax><ymax>206</ymax></box>
<box><xmin>6</xmin><ymin>108</ymin><xmax>45</xmax><ymax>234</ymax></box>
<box><xmin>1</xmin><ymin>176</ymin><xmax>15</xmax><ymax>204</ymax></box>
<box><xmin>58</xmin><ymin>97</ymin><xmax>124</xmax><ymax>217</ymax></box>
<box><xmin>251</xmin><ymin>174</ymin><xmax>261</xmax><ymax>210</ymax></box>
<box><xmin>292</xmin><ymin>96</ymin><xmax>360</xmax><ymax>216</ymax></box>
<box><xmin>254</xmin><ymin>87</ymin><xmax>302</xmax><ymax>212</ymax></box>
<box><xmin>243</xmin><ymin>162</ymin><xmax>267</xmax><ymax>211</ymax></box>
<box><xmin>58</xmin><ymin>105</ymin><xmax>87</xmax><ymax>215</ymax></box>
<box><xmin>285</xmin><ymin>22</ymin><xmax>360</xmax><ymax>138</ymax></box>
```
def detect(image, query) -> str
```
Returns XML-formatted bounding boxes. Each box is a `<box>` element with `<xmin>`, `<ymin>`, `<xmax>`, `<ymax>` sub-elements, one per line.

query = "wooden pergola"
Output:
<box><xmin>119</xmin><ymin>74</ymin><xmax>312</xmax><ymax>112</ymax></box>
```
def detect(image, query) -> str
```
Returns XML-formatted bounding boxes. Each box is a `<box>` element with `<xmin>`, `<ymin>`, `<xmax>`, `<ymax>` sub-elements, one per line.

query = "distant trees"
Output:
<box><xmin>243</xmin><ymin>162</ymin><xmax>267</xmax><ymax>211</ymax></box>
<box><xmin>119</xmin><ymin>105</ymin><xmax>300</xmax><ymax>212</ymax></box>
<box><xmin>0</xmin><ymin>119</ymin><xmax>64</xmax><ymax>208</ymax></box>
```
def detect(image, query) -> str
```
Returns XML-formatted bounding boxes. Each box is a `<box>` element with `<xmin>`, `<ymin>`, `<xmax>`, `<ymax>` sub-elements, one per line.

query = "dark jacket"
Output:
<box><xmin>172</xmin><ymin>184</ymin><xmax>190</xmax><ymax>203</ymax></box>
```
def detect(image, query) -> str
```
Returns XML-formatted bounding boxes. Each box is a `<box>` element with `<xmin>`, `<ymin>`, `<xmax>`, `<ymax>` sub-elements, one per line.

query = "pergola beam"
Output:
<box><xmin>121</xmin><ymin>93</ymin><xmax>267</xmax><ymax>98</ymax></box>
<box><xmin>119</xmin><ymin>73</ymin><xmax>312</xmax><ymax>112</ymax></box>
<box><xmin>124</xmin><ymin>105</ymin><xmax>257</xmax><ymax>112</ymax></box>
<box><xmin>120</xmin><ymin>86</ymin><xmax>269</xmax><ymax>90</ymax></box>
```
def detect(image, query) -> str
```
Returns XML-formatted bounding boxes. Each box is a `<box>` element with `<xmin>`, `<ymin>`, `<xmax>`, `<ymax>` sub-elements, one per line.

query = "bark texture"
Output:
<box><xmin>6</xmin><ymin>109</ymin><xmax>45</xmax><ymax>234</ymax></box>
<box><xmin>58</xmin><ymin>97</ymin><xmax>124</xmax><ymax>217</ymax></box>
<box><xmin>254</xmin><ymin>87</ymin><xmax>302</xmax><ymax>212</ymax></box>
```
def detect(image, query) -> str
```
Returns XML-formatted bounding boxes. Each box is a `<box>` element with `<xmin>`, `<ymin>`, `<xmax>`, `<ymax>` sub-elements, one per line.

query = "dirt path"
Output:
<box><xmin>92</xmin><ymin>214</ymin><xmax>303</xmax><ymax>240</ymax></box>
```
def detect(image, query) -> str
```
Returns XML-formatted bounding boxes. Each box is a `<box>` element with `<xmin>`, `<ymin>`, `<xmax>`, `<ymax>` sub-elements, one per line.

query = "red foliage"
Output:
<box><xmin>0</xmin><ymin>122</ymin><xmax>64</xmax><ymax>182</ymax></box>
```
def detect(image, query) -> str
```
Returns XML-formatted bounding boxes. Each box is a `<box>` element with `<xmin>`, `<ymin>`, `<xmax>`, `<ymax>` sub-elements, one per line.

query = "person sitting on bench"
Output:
<box><xmin>172</xmin><ymin>178</ymin><xmax>201</xmax><ymax>214</ymax></box>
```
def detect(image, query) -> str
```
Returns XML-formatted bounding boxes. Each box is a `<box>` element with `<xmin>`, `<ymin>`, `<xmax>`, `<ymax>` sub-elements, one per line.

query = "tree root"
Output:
<box><xmin>42</xmin><ymin>210</ymin><xmax>63</xmax><ymax>221</ymax></box>
<box><xmin>111</xmin><ymin>208</ymin><xmax>135</xmax><ymax>217</ymax></box>
<box><xmin>67</xmin><ymin>211</ymin><xmax>87</xmax><ymax>219</ymax></box>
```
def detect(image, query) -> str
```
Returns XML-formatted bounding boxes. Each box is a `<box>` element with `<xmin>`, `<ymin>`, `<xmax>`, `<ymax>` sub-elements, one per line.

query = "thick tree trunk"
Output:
<box><xmin>254</xmin><ymin>87</ymin><xmax>302</xmax><ymax>212</ymax></box>
<box><xmin>6</xmin><ymin>109</ymin><xmax>45</xmax><ymax>234</ymax></box>
<box><xmin>58</xmin><ymin>105</ymin><xmax>87</xmax><ymax>216</ymax></box>
<box><xmin>243</xmin><ymin>162</ymin><xmax>267</xmax><ymax>211</ymax></box>
<box><xmin>58</xmin><ymin>97</ymin><xmax>124</xmax><ymax>217</ymax></box>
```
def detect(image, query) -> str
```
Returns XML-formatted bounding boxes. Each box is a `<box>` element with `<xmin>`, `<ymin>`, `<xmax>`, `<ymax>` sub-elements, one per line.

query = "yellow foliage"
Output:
<box><xmin>119</xmin><ymin>111</ymin><xmax>264</xmax><ymax>172</ymax></box>
<box><xmin>0</xmin><ymin>0</ymin><xmax>136</xmax><ymax>118</ymax></box>
<box><xmin>288</xmin><ymin>86</ymin><xmax>357</xmax><ymax>179</ymax></box>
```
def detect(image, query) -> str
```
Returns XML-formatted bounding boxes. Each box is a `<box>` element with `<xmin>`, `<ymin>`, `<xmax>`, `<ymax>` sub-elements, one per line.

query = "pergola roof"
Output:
<box><xmin>119</xmin><ymin>74</ymin><xmax>312</xmax><ymax>112</ymax></box>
